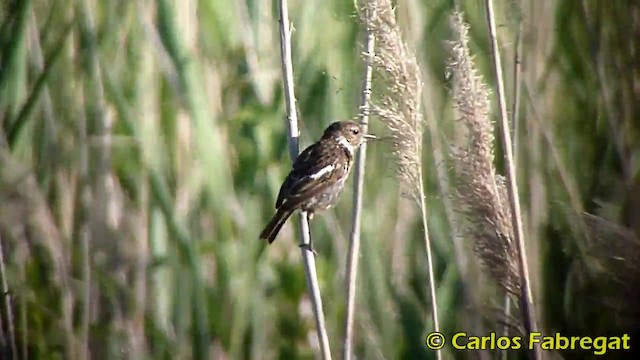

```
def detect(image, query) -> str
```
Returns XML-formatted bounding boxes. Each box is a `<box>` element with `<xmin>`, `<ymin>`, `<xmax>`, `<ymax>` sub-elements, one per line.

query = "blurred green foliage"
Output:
<box><xmin>0</xmin><ymin>0</ymin><xmax>638</xmax><ymax>359</ymax></box>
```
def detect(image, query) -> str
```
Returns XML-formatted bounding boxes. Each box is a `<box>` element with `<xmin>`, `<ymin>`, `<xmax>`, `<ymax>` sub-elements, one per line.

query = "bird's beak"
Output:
<box><xmin>363</xmin><ymin>134</ymin><xmax>377</xmax><ymax>141</ymax></box>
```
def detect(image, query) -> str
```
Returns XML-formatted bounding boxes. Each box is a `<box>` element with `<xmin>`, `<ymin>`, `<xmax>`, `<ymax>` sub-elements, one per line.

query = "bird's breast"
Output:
<box><xmin>301</xmin><ymin>174</ymin><xmax>348</xmax><ymax>212</ymax></box>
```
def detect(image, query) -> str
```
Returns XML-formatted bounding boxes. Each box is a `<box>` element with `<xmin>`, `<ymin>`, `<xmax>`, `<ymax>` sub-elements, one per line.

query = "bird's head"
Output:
<box><xmin>321</xmin><ymin>121</ymin><xmax>376</xmax><ymax>154</ymax></box>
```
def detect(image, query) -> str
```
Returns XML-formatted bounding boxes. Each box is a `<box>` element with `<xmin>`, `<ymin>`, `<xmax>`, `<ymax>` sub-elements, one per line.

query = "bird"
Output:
<box><xmin>259</xmin><ymin>120</ymin><xmax>375</xmax><ymax>247</ymax></box>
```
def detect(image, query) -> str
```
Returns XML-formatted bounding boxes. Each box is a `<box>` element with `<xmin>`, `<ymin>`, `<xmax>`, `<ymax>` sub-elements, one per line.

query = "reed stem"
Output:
<box><xmin>342</xmin><ymin>3</ymin><xmax>376</xmax><ymax>359</ymax></box>
<box><xmin>484</xmin><ymin>1</ymin><xmax>540</xmax><ymax>358</ymax></box>
<box><xmin>277</xmin><ymin>1</ymin><xmax>332</xmax><ymax>358</ymax></box>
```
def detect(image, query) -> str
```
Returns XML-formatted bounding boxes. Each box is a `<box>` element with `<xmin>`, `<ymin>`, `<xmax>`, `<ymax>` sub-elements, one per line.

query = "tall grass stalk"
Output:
<box><xmin>7</xmin><ymin>20</ymin><xmax>71</xmax><ymax>146</ymax></box>
<box><xmin>0</xmin><ymin>0</ymin><xmax>31</xmax><ymax>102</ymax></box>
<box><xmin>28</xmin><ymin>8</ymin><xmax>59</xmax><ymax>184</ymax></box>
<box><xmin>523</xmin><ymin>87</ymin><xmax>586</xmax><ymax>225</ymax></box>
<box><xmin>277</xmin><ymin>0</ymin><xmax>331</xmax><ymax>358</ymax></box>
<box><xmin>156</xmin><ymin>0</ymin><xmax>233</xmax><ymax>222</ymax></box>
<box><xmin>579</xmin><ymin>0</ymin><xmax>632</xmax><ymax>185</ymax></box>
<box><xmin>76</xmin><ymin>90</ymin><xmax>91</xmax><ymax>360</ymax></box>
<box><xmin>502</xmin><ymin>10</ymin><xmax>523</xmax><ymax>354</ymax></box>
<box><xmin>511</xmin><ymin>19</ymin><xmax>523</xmax><ymax>167</ymax></box>
<box><xmin>103</xmin><ymin>65</ymin><xmax>210</xmax><ymax>359</ymax></box>
<box><xmin>484</xmin><ymin>1</ymin><xmax>540</xmax><ymax>357</ymax></box>
<box><xmin>343</xmin><ymin>2</ymin><xmax>375</xmax><ymax>359</ymax></box>
<box><xmin>76</xmin><ymin>0</ymin><xmax>111</xmax><ymax>355</ymax></box>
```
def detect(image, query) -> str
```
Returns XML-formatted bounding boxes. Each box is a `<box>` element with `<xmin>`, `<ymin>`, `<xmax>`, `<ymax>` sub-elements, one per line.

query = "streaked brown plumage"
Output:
<box><xmin>259</xmin><ymin>121</ymin><xmax>371</xmax><ymax>244</ymax></box>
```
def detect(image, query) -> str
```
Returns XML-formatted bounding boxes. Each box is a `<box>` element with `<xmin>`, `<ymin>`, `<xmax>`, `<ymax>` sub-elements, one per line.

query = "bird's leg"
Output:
<box><xmin>299</xmin><ymin>212</ymin><xmax>318</xmax><ymax>255</ymax></box>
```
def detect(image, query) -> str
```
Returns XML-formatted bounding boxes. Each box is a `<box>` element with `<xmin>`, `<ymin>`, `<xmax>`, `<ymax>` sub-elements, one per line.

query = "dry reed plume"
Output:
<box><xmin>447</xmin><ymin>12</ymin><xmax>521</xmax><ymax>297</ymax></box>
<box><xmin>367</xmin><ymin>3</ymin><xmax>423</xmax><ymax>201</ymax></box>
<box><xmin>366</xmin><ymin>0</ymin><xmax>441</xmax><ymax>345</ymax></box>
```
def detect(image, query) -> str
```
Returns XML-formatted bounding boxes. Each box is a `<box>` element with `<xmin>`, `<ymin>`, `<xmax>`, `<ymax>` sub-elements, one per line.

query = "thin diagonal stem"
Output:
<box><xmin>579</xmin><ymin>0</ymin><xmax>631</xmax><ymax>186</ymax></box>
<box><xmin>511</xmin><ymin>21</ymin><xmax>523</xmax><ymax>167</ymax></box>
<box><xmin>502</xmin><ymin>15</ymin><xmax>523</xmax><ymax>358</ymax></box>
<box><xmin>277</xmin><ymin>1</ymin><xmax>332</xmax><ymax>359</ymax></box>
<box><xmin>418</xmin><ymin>181</ymin><xmax>441</xmax><ymax>346</ymax></box>
<box><xmin>484</xmin><ymin>1</ymin><xmax>540</xmax><ymax>359</ymax></box>
<box><xmin>343</xmin><ymin>4</ymin><xmax>375</xmax><ymax>359</ymax></box>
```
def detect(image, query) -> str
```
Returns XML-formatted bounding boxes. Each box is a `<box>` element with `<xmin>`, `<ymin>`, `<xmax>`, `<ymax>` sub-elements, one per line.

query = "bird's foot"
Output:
<box><xmin>299</xmin><ymin>243</ymin><xmax>318</xmax><ymax>255</ymax></box>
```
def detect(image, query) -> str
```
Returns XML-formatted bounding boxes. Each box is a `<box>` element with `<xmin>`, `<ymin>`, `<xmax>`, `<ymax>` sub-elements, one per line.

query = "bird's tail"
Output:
<box><xmin>259</xmin><ymin>207</ymin><xmax>295</xmax><ymax>243</ymax></box>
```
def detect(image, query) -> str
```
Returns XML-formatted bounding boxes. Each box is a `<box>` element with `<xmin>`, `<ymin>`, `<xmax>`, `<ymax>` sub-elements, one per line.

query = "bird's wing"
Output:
<box><xmin>275</xmin><ymin>141</ymin><xmax>346</xmax><ymax>209</ymax></box>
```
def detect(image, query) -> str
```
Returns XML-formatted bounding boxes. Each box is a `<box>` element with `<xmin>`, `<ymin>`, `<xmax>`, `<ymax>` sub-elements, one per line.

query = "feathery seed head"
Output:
<box><xmin>363</xmin><ymin>0</ymin><xmax>425</xmax><ymax>201</ymax></box>
<box><xmin>448</xmin><ymin>11</ymin><xmax>521</xmax><ymax>296</ymax></box>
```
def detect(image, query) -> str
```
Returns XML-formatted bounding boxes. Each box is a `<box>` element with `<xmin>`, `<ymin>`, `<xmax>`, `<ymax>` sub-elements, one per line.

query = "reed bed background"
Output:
<box><xmin>0</xmin><ymin>0</ymin><xmax>638</xmax><ymax>359</ymax></box>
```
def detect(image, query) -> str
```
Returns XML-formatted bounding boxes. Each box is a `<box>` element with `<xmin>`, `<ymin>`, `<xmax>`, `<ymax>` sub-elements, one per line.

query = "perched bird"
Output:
<box><xmin>259</xmin><ymin>120</ymin><xmax>374</xmax><ymax>246</ymax></box>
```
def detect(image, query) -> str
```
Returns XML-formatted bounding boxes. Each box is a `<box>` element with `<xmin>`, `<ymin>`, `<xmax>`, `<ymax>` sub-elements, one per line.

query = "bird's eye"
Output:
<box><xmin>352</xmin><ymin>128</ymin><xmax>360</xmax><ymax>135</ymax></box>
